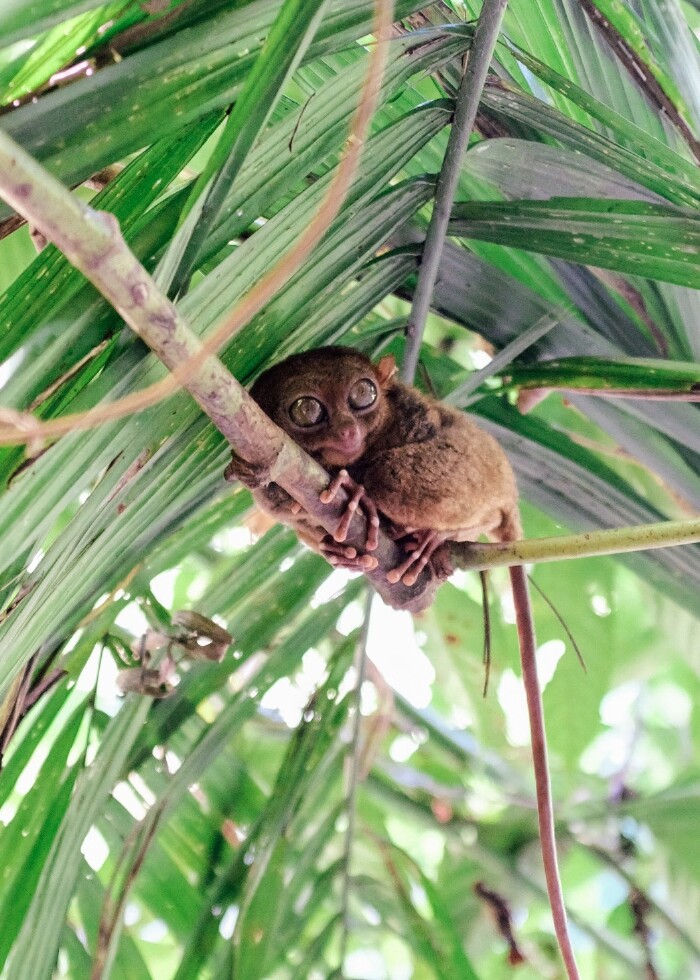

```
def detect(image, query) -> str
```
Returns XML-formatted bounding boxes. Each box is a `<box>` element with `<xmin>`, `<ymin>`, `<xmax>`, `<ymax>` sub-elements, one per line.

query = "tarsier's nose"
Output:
<box><xmin>335</xmin><ymin>422</ymin><xmax>363</xmax><ymax>453</ymax></box>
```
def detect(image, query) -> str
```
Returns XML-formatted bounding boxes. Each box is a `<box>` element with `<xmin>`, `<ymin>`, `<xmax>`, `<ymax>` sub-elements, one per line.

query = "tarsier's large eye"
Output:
<box><xmin>289</xmin><ymin>396</ymin><xmax>325</xmax><ymax>427</ymax></box>
<box><xmin>348</xmin><ymin>378</ymin><xmax>377</xmax><ymax>410</ymax></box>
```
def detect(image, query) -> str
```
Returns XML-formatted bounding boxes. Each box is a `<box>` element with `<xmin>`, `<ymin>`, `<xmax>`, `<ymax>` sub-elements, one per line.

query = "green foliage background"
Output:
<box><xmin>0</xmin><ymin>0</ymin><xmax>699</xmax><ymax>977</ymax></box>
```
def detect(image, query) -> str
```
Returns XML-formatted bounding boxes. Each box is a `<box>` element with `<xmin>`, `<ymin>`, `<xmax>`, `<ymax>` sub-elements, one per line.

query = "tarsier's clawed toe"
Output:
<box><xmin>388</xmin><ymin>529</ymin><xmax>449</xmax><ymax>586</ymax></box>
<box><xmin>320</xmin><ymin>469</ymin><xmax>380</xmax><ymax>551</ymax></box>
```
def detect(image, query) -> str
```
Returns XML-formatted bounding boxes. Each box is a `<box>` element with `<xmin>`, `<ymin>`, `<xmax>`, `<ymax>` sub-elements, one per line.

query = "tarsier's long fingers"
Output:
<box><xmin>319</xmin><ymin>536</ymin><xmax>378</xmax><ymax>571</ymax></box>
<box><xmin>319</xmin><ymin>469</ymin><xmax>380</xmax><ymax>551</ymax></box>
<box><xmin>387</xmin><ymin>530</ymin><xmax>447</xmax><ymax>587</ymax></box>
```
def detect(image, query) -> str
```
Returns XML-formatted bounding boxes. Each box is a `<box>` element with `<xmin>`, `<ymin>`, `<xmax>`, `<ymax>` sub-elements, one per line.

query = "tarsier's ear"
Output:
<box><xmin>375</xmin><ymin>354</ymin><xmax>397</xmax><ymax>386</ymax></box>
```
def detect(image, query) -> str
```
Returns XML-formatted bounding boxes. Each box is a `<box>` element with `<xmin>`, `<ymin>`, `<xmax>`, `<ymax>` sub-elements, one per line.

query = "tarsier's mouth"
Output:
<box><xmin>319</xmin><ymin>445</ymin><xmax>364</xmax><ymax>468</ymax></box>
<box><xmin>317</xmin><ymin>430</ymin><xmax>366</xmax><ymax>465</ymax></box>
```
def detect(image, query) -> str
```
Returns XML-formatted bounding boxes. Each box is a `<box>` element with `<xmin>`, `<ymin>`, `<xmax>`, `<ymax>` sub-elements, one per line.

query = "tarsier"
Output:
<box><xmin>225</xmin><ymin>345</ymin><xmax>579</xmax><ymax>980</ymax></box>
<box><xmin>225</xmin><ymin>345</ymin><xmax>521</xmax><ymax>583</ymax></box>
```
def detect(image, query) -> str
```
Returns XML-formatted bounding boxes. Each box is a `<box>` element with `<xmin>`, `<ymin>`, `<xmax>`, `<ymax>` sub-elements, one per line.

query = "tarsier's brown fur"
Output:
<box><xmin>233</xmin><ymin>346</ymin><xmax>521</xmax><ymax>580</ymax></box>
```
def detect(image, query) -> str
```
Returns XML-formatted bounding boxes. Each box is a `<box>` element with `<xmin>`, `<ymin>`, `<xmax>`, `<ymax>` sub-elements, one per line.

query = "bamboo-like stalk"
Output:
<box><xmin>451</xmin><ymin>518</ymin><xmax>700</xmax><ymax>571</ymax></box>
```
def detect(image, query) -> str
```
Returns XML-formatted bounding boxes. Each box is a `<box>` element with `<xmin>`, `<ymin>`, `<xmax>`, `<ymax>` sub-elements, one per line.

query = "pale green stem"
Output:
<box><xmin>451</xmin><ymin>519</ymin><xmax>700</xmax><ymax>571</ymax></box>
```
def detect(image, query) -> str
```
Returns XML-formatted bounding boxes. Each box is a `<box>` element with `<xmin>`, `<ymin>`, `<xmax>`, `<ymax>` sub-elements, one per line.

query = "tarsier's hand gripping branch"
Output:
<box><xmin>226</xmin><ymin>345</ymin><xmax>521</xmax><ymax>582</ymax></box>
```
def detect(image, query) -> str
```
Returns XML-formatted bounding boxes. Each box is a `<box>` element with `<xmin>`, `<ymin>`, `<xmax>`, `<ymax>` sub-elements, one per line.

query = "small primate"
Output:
<box><xmin>225</xmin><ymin>344</ymin><xmax>579</xmax><ymax>980</ymax></box>
<box><xmin>225</xmin><ymin>345</ymin><xmax>521</xmax><ymax>583</ymax></box>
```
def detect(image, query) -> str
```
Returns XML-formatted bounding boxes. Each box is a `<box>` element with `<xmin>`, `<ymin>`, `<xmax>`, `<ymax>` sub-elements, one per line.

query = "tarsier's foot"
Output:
<box><xmin>319</xmin><ymin>469</ymin><xmax>380</xmax><ymax>551</ymax></box>
<box><xmin>319</xmin><ymin>535</ymin><xmax>378</xmax><ymax>572</ymax></box>
<box><xmin>430</xmin><ymin>542</ymin><xmax>455</xmax><ymax>581</ymax></box>
<box><xmin>224</xmin><ymin>452</ymin><xmax>272</xmax><ymax>489</ymax></box>
<box><xmin>387</xmin><ymin>529</ymin><xmax>450</xmax><ymax>587</ymax></box>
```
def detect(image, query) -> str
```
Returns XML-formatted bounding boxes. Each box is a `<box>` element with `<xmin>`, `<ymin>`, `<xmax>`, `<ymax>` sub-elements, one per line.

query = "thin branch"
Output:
<box><xmin>450</xmin><ymin>518</ymin><xmax>700</xmax><ymax>572</ymax></box>
<box><xmin>401</xmin><ymin>0</ymin><xmax>509</xmax><ymax>383</ymax></box>
<box><xmin>0</xmin><ymin>660</ymin><xmax>65</xmax><ymax>763</ymax></box>
<box><xmin>473</xmin><ymin>881</ymin><xmax>526</xmax><ymax>966</ymax></box>
<box><xmin>0</xmin><ymin>213</ymin><xmax>24</xmax><ymax>241</ymax></box>
<box><xmin>23</xmin><ymin>667</ymin><xmax>66</xmax><ymax>711</ymax></box>
<box><xmin>510</xmin><ymin>564</ymin><xmax>580</xmax><ymax>979</ymax></box>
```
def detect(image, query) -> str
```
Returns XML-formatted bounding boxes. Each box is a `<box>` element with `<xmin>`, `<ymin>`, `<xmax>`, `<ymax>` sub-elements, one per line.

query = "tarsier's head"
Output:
<box><xmin>250</xmin><ymin>346</ymin><xmax>397</xmax><ymax>468</ymax></box>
